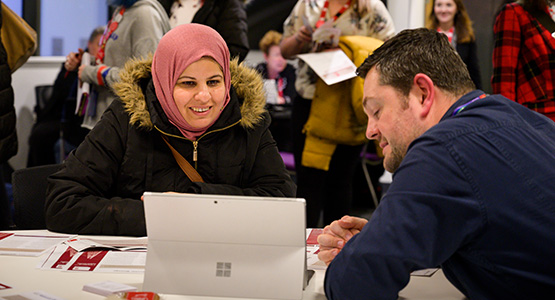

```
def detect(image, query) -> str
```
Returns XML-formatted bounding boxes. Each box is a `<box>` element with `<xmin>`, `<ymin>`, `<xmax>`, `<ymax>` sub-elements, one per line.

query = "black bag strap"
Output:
<box><xmin>161</xmin><ymin>135</ymin><xmax>204</xmax><ymax>183</ymax></box>
<box><xmin>522</xmin><ymin>3</ymin><xmax>555</xmax><ymax>33</ymax></box>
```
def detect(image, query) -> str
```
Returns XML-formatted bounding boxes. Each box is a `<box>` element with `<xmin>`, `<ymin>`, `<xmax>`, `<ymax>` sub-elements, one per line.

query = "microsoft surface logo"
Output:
<box><xmin>216</xmin><ymin>262</ymin><xmax>232</xmax><ymax>277</ymax></box>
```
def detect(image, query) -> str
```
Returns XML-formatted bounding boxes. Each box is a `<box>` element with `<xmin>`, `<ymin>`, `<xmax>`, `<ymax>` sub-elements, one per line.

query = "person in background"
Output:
<box><xmin>256</xmin><ymin>30</ymin><xmax>296</xmax><ymax>153</ymax></box>
<box><xmin>317</xmin><ymin>28</ymin><xmax>555</xmax><ymax>299</ymax></box>
<box><xmin>27</xmin><ymin>26</ymin><xmax>104</xmax><ymax>167</ymax></box>
<box><xmin>67</xmin><ymin>0</ymin><xmax>170</xmax><ymax>130</ymax></box>
<box><xmin>256</xmin><ymin>30</ymin><xmax>297</xmax><ymax>105</ymax></box>
<box><xmin>426</xmin><ymin>0</ymin><xmax>482</xmax><ymax>89</ymax></box>
<box><xmin>157</xmin><ymin>0</ymin><xmax>249</xmax><ymax>62</ymax></box>
<box><xmin>280</xmin><ymin>0</ymin><xmax>395</xmax><ymax>227</ymax></box>
<box><xmin>45</xmin><ymin>24</ymin><xmax>295</xmax><ymax>237</ymax></box>
<box><xmin>0</xmin><ymin>1</ymin><xmax>17</xmax><ymax>229</ymax></box>
<box><xmin>492</xmin><ymin>0</ymin><xmax>555</xmax><ymax>121</ymax></box>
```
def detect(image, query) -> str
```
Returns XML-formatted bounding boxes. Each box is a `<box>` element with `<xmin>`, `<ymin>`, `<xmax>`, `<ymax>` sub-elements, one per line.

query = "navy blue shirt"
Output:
<box><xmin>324</xmin><ymin>91</ymin><xmax>555</xmax><ymax>300</ymax></box>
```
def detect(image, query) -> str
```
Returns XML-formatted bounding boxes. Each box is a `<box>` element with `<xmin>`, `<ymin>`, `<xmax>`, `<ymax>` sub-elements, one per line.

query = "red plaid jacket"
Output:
<box><xmin>492</xmin><ymin>3</ymin><xmax>555</xmax><ymax>120</ymax></box>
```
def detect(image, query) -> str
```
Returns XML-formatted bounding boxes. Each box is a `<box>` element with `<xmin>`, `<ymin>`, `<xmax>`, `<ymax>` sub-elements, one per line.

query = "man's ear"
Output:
<box><xmin>413</xmin><ymin>73</ymin><xmax>434</xmax><ymax>118</ymax></box>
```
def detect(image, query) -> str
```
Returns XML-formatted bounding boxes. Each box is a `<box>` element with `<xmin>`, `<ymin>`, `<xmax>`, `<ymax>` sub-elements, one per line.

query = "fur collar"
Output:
<box><xmin>112</xmin><ymin>56</ymin><xmax>266</xmax><ymax>130</ymax></box>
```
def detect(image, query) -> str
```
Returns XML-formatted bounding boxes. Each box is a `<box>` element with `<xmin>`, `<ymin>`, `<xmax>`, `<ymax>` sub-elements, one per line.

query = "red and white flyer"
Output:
<box><xmin>38</xmin><ymin>244</ymin><xmax>146</xmax><ymax>273</ymax></box>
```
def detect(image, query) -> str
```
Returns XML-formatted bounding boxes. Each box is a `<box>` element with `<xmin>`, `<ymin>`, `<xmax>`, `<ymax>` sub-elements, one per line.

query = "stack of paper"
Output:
<box><xmin>82</xmin><ymin>281</ymin><xmax>137</xmax><ymax>296</ymax></box>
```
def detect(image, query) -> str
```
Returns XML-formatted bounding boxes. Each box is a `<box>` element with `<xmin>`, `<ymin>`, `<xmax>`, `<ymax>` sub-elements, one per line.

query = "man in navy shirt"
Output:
<box><xmin>318</xmin><ymin>28</ymin><xmax>555</xmax><ymax>300</ymax></box>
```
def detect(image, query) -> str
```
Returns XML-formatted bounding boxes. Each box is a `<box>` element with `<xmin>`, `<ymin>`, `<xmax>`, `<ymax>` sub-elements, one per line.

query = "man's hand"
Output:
<box><xmin>317</xmin><ymin>215</ymin><xmax>368</xmax><ymax>265</ymax></box>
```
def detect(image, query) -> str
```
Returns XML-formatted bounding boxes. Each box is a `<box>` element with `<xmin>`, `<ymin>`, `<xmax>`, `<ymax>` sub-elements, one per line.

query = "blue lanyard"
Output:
<box><xmin>452</xmin><ymin>93</ymin><xmax>487</xmax><ymax>116</ymax></box>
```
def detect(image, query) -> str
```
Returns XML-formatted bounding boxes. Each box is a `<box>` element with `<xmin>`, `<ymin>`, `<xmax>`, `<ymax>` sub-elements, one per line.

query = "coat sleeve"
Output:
<box><xmin>189</xmin><ymin>115</ymin><xmax>296</xmax><ymax>198</ymax></box>
<box><xmin>324</xmin><ymin>136</ymin><xmax>483</xmax><ymax>299</ymax></box>
<box><xmin>214</xmin><ymin>0</ymin><xmax>249</xmax><ymax>62</ymax></box>
<box><xmin>44</xmin><ymin>101</ymin><xmax>147</xmax><ymax>237</ymax></box>
<box><xmin>81</xmin><ymin>4</ymin><xmax>168</xmax><ymax>88</ymax></box>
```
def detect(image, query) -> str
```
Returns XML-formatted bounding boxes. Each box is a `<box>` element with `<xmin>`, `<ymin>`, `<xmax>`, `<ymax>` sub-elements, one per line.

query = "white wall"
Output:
<box><xmin>9</xmin><ymin>57</ymin><xmax>63</xmax><ymax>170</ymax></box>
<box><xmin>387</xmin><ymin>0</ymin><xmax>426</xmax><ymax>32</ymax></box>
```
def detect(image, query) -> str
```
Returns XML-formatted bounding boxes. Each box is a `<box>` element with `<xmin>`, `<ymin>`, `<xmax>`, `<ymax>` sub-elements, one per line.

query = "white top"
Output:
<box><xmin>169</xmin><ymin>0</ymin><xmax>203</xmax><ymax>27</ymax></box>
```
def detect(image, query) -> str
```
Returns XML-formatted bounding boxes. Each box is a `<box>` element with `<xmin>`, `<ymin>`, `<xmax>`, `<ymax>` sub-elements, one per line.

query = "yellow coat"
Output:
<box><xmin>302</xmin><ymin>35</ymin><xmax>384</xmax><ymax>171</ymax></box>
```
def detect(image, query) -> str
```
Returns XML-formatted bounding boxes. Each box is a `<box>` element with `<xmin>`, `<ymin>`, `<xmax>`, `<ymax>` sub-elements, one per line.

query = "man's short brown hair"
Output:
<box><xmin>357</xmin><ymin>28</ymin><xmax>475</xmax><ymax>97</ymax></box>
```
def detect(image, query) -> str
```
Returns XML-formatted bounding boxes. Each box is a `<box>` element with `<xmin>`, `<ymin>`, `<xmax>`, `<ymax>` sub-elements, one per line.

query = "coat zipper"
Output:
<box><xmin>155</xmin><ymin>120</ymin><xmax>241</xmax><ymax>170</ymax></box>
<box><xmin>193</xmin><ymin>140</ymin><xmax>198</xmax><ymax>169</ymax></box>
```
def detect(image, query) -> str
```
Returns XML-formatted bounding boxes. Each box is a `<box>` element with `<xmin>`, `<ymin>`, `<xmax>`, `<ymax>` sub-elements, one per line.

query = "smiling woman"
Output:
<box><xmin>425</xmin><ymin>0</ymin><xmax>482</xmax><ymax>89</ymax></box>
<box><xmin>43</xmin><ymin>24</ymin><xmax>296</xmax><ymax>237</ymax></box>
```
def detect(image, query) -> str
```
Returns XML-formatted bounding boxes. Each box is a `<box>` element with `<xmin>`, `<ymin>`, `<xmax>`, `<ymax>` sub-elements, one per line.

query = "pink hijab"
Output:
<box><xmin>152</xmin><ymin>24</ymin><xmax>231</xmax><ymax>140</ymax></box>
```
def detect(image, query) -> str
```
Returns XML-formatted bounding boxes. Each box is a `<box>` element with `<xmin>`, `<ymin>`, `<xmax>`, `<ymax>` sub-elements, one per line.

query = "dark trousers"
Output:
<box><xmin>291</xmin><ymin>95</ymin><xmax>363</xmax><ymax>228</ymax></box>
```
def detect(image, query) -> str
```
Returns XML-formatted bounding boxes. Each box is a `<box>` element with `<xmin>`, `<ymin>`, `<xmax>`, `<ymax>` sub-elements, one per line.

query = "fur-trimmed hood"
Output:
<box><xmin>112</xmin><ymin>56</ymin><xmax>267</xmax><ymax>131</ymax></box>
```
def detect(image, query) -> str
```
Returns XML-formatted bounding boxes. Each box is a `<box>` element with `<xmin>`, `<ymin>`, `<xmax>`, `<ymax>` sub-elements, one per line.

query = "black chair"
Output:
<box><xmin>11</xmin><ymin>164</ymin><xmax>62</xmax><ymax>229</ymax></box>
<box><xmin>360</xmin><ymin>142</ymin><xmax>383</xmax><ymax>208</ymax></box>
<box><xmin>34</xmin><ymin>85</ymin><xmax>54</xmax><ymax>120</ymax></box>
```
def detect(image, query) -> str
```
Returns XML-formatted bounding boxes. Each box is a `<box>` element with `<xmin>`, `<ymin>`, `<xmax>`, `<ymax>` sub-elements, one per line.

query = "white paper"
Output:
<box><xmin>88</xmin><ymin>250</ymin><xmax>146</xmax><ymax>273</ymax></box>
<box><xmin>311</xmin><ymin>21</ymin><xmax>341</xmax><ymax>51</ymax></box>
<box><xmin>0</xmin><ymin>233</ymin><xmax>74</xmax><ymax>257</ymax></box>
<box><xmin>0</xmin><ymin>290</ymin><xmax>67</xmax><ymax>300</ymax></box>
<box><xmin>297</xmin><ymin>50</ymin><xmax>357</xmax><ymax>85</ymax></box>
<box><xmin>64</xmin><ymin>237</ymin><xmax>147</xmax><ymax>252</ymax></box>
<box><xmin>75</xmin><ymin>52</ymin><xmax>91</xmax><ymax>115</ymax></box>
<box><xmin>306</xmin><ymin>229</ymin><xmax>326</xmax><ymax>270</ymax></box>
<box><xmin>306</xmin><ymin>245</ymin><xmax>327</xmax><ymax>270</ymax></box>
<box><xmin>263</xmin><ymin>79</ymin><xmax>279</xmax><ymax>105</ymax></box>
<box><xmin>82</xmin><ymin>281</ymin><xmax>137</xmax><ymax>296</ymax></box>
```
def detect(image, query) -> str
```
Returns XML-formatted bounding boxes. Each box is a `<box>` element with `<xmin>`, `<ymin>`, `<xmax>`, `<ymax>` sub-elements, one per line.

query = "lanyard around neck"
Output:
<box><xmin>452</xmin><ymin>93</ymin><xmax>487</xmax><ymax>116</ymax></box>
<box><xmin>96</xmin><ymin>7</ymin><xmax>125</xmax><ymax>64</ymax></box>
<box><xmin>315</xmin><ymin>0</ymin><xmax>351</xmax><ymax>29</ymax></box>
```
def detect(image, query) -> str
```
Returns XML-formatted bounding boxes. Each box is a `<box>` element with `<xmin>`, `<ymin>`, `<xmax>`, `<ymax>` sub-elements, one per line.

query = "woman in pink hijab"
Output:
<box><xmin>44</xmin><ymin>24</ymin><xmax>296</xmax><ymax>237</ymax></box>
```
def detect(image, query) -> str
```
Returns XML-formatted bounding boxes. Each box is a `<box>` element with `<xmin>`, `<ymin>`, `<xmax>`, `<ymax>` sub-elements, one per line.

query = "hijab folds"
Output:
<box><xmin>152</xmin><ymin>23</ymin><xmax>231</xmax><ymax>140</ymax></box>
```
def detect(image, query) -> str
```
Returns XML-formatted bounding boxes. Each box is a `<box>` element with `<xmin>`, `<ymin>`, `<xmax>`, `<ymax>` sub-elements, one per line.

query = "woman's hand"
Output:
<box><xmin>295</xmin><ymin>26</ymin><xmax>313</xmax><ymax>44</ymax></box>
<box><xmin>280</xmin><ymin>25</ymin><xmax>313</xmax><ymax>59</ymax></box>
<box><xmin>78</xmin><ymin>65</ymin><xmax>86</xmax><ymax>81</ymax></box>
<box><xmin>65</xmin><ymin>48</ymin><xmax>84</xmax><ymax>72</ymax></box>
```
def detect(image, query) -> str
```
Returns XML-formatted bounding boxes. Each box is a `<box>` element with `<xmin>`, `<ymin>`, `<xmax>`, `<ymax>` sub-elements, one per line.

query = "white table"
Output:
<box><xmin>0</xmin><ymin>231</ymin><xmax>465</xmax><ymax>300</ymax></box>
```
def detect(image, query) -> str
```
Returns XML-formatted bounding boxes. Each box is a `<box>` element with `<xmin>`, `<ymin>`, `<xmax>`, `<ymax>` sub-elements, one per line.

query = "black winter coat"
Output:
<box><xmin>0</xmin><ymin>5</ymin><xmax>17</xmax><ymax>163</ymax></box>
<box><xmin>158</xmin><ymin>0</ymin><xmax>249</xmax><ymax>62</ymax></box>
<box><xmin>45</xmin><ymin>57</ymin><xmax>296</xmax><ymax>236</ymax></box>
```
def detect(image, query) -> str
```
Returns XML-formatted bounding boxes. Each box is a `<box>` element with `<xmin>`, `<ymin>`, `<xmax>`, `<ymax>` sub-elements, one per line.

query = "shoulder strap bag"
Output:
<box><xmin>161</xmin><ymin>135</ymin><xmax>204</xmax><ymax>183</ymax></box>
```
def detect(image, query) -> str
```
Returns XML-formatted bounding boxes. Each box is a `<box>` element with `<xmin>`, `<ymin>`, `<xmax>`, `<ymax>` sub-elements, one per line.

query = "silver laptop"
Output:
<box><xmin>142</xmin><ymin>192</ymin><xmax>307</xmax><ymax>299</ymax></box>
